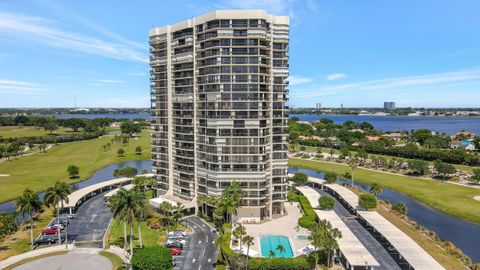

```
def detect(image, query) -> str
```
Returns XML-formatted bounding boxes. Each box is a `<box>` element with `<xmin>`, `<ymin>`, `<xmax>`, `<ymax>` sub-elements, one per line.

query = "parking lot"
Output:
<box><xmin>170</xmin><ymin>216</ymin><xmax>218</xmax><ymax>270</ymax></box>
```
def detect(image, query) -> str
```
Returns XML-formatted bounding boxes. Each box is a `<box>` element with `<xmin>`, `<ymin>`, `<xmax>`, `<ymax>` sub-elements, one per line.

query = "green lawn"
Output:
<box><xmin>0</xmin><ymin>130</ymin><xmax>151</xmax><ymax>203</ymax></box>
<box><xmin>289</xmin><ymin>158</ymin><xmax>480</xmax><ymax>224</ymax></box>
<box><xmin>99</xmin><ymin>251</ymin><xmax>125</xmax><ymax>270</ymax></box>
<box><xmin>0</xmin><ymin>126</ymin><xmax>75</xmax><ymax>138</ymax></box>
<box><xmin>107</xmin><ymin>219</ymin><xmax>167</xmax><ymax>249</ymax></box>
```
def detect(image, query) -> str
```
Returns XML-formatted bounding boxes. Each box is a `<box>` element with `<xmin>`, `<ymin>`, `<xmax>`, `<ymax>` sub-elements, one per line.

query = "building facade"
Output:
<box><xmin>149</xmin><ymin>10</ymin><xmax>289</xmax><ymax>220</ymax></box>
<box><xmin>384</xmin><ymin>101</ymin><xmax>396</xmax><ymax>109</ymax></box>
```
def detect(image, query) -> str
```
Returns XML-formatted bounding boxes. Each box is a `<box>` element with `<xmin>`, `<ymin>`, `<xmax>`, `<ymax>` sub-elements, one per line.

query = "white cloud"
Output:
<box><xmin>0</xmin><ymin>11</ymin><xmax>148</xmax><ymax>63</ymax></box>
<box><xmin>289</xmin><ymin>75</ymin><xmax>313</xmax><ymax>85</ymax></box>
<box><xmin>292</xmin><ymin>68</ymin><xmax>480</xmax><ymax>98</ymax></box>
<box><xmin>105</xmin><ymin>96</ymin><xmax>149</xmax><ymax>107</ymax></box>
<box><xmin>0</xmin><ymin>79</ymin><xmax>46</xmax><ymax>95</ymax></box>
<box><xmin>325</xmin><ymin>73</ymin><xmax>347</xmax><ymax>81</ymax></box>
<box><xmin>96</xmin><ymin>79</ymin><xmax>124</xmax><ymax>84</ymax></box>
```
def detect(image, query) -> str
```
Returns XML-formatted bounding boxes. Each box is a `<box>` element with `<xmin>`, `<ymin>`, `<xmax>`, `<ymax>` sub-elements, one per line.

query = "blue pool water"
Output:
<box><xmin>260</xmin><ymin>235</ymin><xmax>294</xmax><ymax>258</ymax></box>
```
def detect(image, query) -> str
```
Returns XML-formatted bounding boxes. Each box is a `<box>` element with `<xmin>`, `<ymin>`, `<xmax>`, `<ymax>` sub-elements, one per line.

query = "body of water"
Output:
<box><xmin>0</xmin><ymin>160</ymin><xmax>152</xmax><ymax>214</ymax></box>
<box><xmin>291</xmin><ymin>114</ymin><xmax>480</xmax><ymax>135</ymax></box>
<box><xmin>289</xmin><ymin>167</ymin><xmax>480</xmax><ymax>263</ymax></box>
<box><xmin>43</xmin><ymin>113</ymin><xmax>151</xmax><ymax>120</ymax></box>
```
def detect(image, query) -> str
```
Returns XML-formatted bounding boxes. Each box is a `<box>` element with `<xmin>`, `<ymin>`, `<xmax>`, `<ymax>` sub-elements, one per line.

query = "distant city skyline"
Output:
<box><xmin>0</xmin><ymin>0</ymin><xmax>479</xmax><ymax>108</ymax></box>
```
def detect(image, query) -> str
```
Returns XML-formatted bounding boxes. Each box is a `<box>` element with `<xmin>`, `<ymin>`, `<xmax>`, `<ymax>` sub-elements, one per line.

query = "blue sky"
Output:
<box><xmin>0</xmin><ymin>0</ymin><xmax>479</xmax><ymax>108</ymax></box>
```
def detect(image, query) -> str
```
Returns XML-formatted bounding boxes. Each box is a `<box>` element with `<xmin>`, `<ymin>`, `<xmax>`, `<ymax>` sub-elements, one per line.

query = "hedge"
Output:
<box><xmin>131</xmin><ymin>246</ymin><xmax>173</xmax><ymax>270</ymax></box>
<box><xmin>0</xmin><ymin>130</ymin><xmax>104</xmax><ymax>145</ymax></box>
<box><xmin>297</xmin><ymin>195</ymin><xmax>316</xmax><ymax>229</ymax></box>
<box><xmin>220</xmin><ymin>223</ymin><xmax>313</xmax><ymax>270</ymax></box>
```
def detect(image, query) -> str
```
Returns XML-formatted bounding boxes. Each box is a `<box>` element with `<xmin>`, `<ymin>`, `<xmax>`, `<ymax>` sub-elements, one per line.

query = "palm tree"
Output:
<box><xmin>216</xmin><ymin>180</ymin><xmax>243</xmax><ymax>224</ymax></box>
<box><xmin>348</xmin><ymin>157</ymin><xmax>358</xmax><ymax>186</ymax></box>
<box><xmin>233</xmin><ymin>224</ymin><xmax>246</xmax><ymax>251</ymax></box>
<box><xmin>44</xmin><ymin>181</ymin><xmax>70</xmax><ymax>246</ymax></box>
<box><xmin>369</xmin><ymin>183</ymin><xmax>383</xmax><ymax>196</ymax></box>
<box><xmin>15</xmin><ymin>189</ymin><xmax>42</xmax><ymax>250</ymax></box>
<box><xmin>159</xmin><ymin>201</ymin><xmax>174</xmax><ymax>228</ymax></box>
<box><xmin>109</xmin><ymin>188</ymin><xmax>145</xmax><ymax>255</ymax></box>
<box><xmin>243</xmin><ymin>235</ymin><xmax>254</xmax><ymax>269</ymax></box>
<box><xmin>276</xmin><ymin>244</ymin><xmax>286</xmax><ymax>257</ymax></box>
<box><xmin>325</xmin><ymin>227</ymin><xmax>342</xmax><ymax>267</ymax></box>
<box><xmin>268</xmin><ymin>250</ymin><xmax>276</xmax><ymax>258</ymax></box>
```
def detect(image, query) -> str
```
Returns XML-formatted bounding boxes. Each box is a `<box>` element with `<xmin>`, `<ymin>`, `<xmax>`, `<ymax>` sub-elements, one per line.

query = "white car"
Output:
<box><xmin>166</xmin><ymin>238</ymin><xmax>186</xmax><ymax>245</ymax></box>
<box><xmin>169</xmin><ymin>231</ymin><xmax>188</xmax><ymax>238</ymax></box>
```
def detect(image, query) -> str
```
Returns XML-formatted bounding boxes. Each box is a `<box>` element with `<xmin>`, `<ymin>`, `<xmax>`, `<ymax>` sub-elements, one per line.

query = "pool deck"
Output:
<box><xmin>240</xmin><ymin>202</ymin><xmax>312</xmax><ymax>257</ymax></box>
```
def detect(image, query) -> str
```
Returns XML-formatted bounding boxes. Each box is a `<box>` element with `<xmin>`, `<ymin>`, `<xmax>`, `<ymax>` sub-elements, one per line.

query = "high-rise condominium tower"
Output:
<box><xmin>149</xmin><ymin>10</ymin><xmax>289</xmax><ymax>220</ymax></box>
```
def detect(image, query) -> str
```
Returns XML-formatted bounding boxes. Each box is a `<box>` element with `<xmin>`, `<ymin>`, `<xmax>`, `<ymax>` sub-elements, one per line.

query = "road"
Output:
<box><xmin>14</xmin><ymin>249</ymin><xmax>112</xmax><ymax>270</ymax></box>
<box><xmin>174</xmin><ymin>216</ymin><xmax>218</xmax><ymax>270</ymax></box>
<box><xmin>67</xmin><ymin>193</ymin><xmax>112</xmax><ymax>247</ymax></box>
<box><xmin>314</xmin><ymin>187</ymin><xmax>401</xmax><ymax>270</ymax></box>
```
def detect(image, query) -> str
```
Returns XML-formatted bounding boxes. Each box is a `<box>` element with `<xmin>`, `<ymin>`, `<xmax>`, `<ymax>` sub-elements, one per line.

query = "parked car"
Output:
<box><xmin>50</xmin><ymin>224</ymin><xmax>65</xmax><ymax>230</ymax></box>
<box><xmin>169</xmin><ymin>231</ymin><xmax>187</xmax><ymax>238</ymax></box>
<box><xmin>166</xmin><ymin>238</ymin><xmax>186</xmax><ymax>245</ymax></box>
<box><xmin>60</xmin><ymin>213</ymin><xmax>75</xmax><ymax>219</ymax></box>
<box><xmin>170</xmin><ymin>247</ymin><xmax>182</xmax><ymax>256</ymax></box>
<box><xmin>165</xmin><ymin>242</ymin><xmax>183</xmax><ymax>250</ymax></box>
<box><xmin>42</xmin><ymin>228</ymin><xmax>60</xmax><ymax>235</ymax></box>
<box><xmin>35</xmin><ymin>235</ymin><xmax>58</xmax><ymax>245</ymax></box>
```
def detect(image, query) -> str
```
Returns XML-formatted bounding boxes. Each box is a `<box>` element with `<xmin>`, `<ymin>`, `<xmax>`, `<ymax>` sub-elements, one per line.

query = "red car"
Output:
<box><xmin>170</xmin><ymin>247</ymin><xmax>182</xmax><ymax>256</ymax></box>
<box><xmin>42</xmin><ymin>228</ymin><xmax>60</xmax><ymax>235</ymax></box>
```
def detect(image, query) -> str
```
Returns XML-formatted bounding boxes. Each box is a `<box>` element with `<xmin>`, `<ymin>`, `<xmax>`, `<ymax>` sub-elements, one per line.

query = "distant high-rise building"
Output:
<box><xmin>315</xmin><ymin>102</ymin><xmax>321</xmax><ymax>109</ymax></box>
<box><xmin>149</xmin><ymin>10</ymin><xmax>289</xmax><ymax>220</ymax></box>
<box><xmin>384</xmin><ymin>102</ymin><xmax>396</xmax><ymax>109</ymax></box>
<box><xmin>340</xmin><ymin>103</ymin><xmax>344</xmax><ymax>109</ymax></box>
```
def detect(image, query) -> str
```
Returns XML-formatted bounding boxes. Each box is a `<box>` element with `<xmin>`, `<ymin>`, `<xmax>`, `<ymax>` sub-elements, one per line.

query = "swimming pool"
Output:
<box><xmin>260</xmin><ymin>235</ymin><xmax>294</xmax><ymax>258</ymax></box>
<box><xmin>296</xmin><ymin>234</ymin><xmax>309</xmax><ymax>241</ymax></box>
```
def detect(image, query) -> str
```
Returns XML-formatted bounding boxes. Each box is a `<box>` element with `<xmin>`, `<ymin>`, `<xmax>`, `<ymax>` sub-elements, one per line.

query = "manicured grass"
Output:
<box><xmin>288</xmin><ymin>158</ymin><xmax>480</xmax><ymax>224</ymax></box>
<box><xmin>0</xmin><ymin>207</ymin><xmax>55</xmax><ymax>261</ymax></box>
<box><xmin>0</xmin><ymin>130</ymin><xmax>151</xmax><ymax>203</ymax></box>
<box><xmin>106</xmin><ymin>219</ymin><xmax>167</xmax><ymax>249</ymax></box>
<box><xmin>0</xmin><ymin>126</ymin><xmax>73</xmax><ymax>138</ymax></box>
<box><xmin>99</xmin><ymin>251</ymin><xmax>125</xmax><ymax>270</ymax></box>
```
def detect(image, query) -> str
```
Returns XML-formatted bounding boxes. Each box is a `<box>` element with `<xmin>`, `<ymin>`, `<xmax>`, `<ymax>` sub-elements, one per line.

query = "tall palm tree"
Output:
<box><xmin>233</xmin><ymin>224</ymin><xmax>246</xmax><ymax>251</ymax></box>
<box><xmin>325</xmin><ymin>227</ymin><xmax>342</xmax><ymax>267</ymax></box>
<box><xmin>216</xmin><ymin>180</ymin><xmax>243</xmax><ymax>224</ymax></box>
<box><xmin>109</xmin><ymin>188</ymin><xmax>145</xmax><ymax>255</ymax></box>
<box><xmin>369</xmin><ymin>183</ymin><xmax>383</xmax><ymax>196</ymax></box>
<box><xmin>243</xmin><ymin>235</ymin><xmax>254</xmax><ymax>269</ymax></box>
<box><xmin>44</xmin><ymin>181</ymin><xmax>70</xmax><ymax>246</ymax></box>
<box><xmin>159</xmin><ymin>201</ymin><xmax>174</xmax><ymax>228</ymax></box>
<box><xmin>348</xmin><ymin>157</ymin><xmax>358</xmax><ymax>186</ymax></box>
<box><xmin>276</xmin><ymin>244</ymin><xmax>286</xmax><ymax>257</ymax></box>
<box><xmin>15</xmin><ymin>189</ymin><xmax>42</xmax><ymax>250</ymax></box>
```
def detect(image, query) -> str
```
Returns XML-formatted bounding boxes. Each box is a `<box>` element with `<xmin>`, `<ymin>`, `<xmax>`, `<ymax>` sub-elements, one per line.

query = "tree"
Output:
<box><xmin>117</xmin><ymin>148</ymin><xmax>125</xmax><ymax>157</ymax></box>
<box><xmin>347</xmin><ymin>157</ymin><xmax>358</xmax><ymax>186</ymax></box>
<box><xmin>309</xmin><ymin>219</ymin><xmax>342</xmax><ymax>267</ymax></box>
<box><xmin>14</xmin><ymin>115</ymin><xmax>30</xmax><ymax>126</ymax></box>
<box><xmin>233</xmin><ymin>225</ymin><xmax>247</xmax><ymax>251</ymax></box>
<box><xmin>84</xmin><ymin>121</ymin><xmax>99</xmax><ymax>133</ymax></box>
<box><xmin>113</xmin><ymin>167</ymin><xmax>138</xmax><ymax>178</ymax></box>
<box><xmin>215</xmin><ymin>180</ymin><xmax>243</xmax><ymax>225</ymax></box>
<box><xmin>369</xmin><ymin>183</ymin><xmax>383</xmax><ymax>196</ymax></box>
<box><xmin>276</xmin><ymin>244</ymin><xmax>286</xmax><ymax>256</ymax></box>
<box><xmin>243</xmin><ymin>235</ymin><xmax>254</xmax><ymax>268</ymax></box>
<box><xmin>65</xmin><ymin>118</ymin><xmax>85</xmax><ymax>132</ymax></box>
<box><xmin>292</xmin><ymin>172</ymin><xmax>308</xmax><ymax>186</ymax></box>
<box><xmin>324</xmin><ymin>172</ymin><xmax>337</xmax><ymax>184</ymax></box>
<box><xmin>43</xmin><ymin>120</ymin><xmax>58</xmax><ymax>134</ymax></box>
<box><xmin>392</xmin><ymin>201</ymin><xmax>408</xmax><ymax>216</ymax></box>
<box><xmin>471</xmin><ymin>169</ymin><xmax>480</xmax><ymax>184</ymax></box>
<box><xmin>67</xmin><ymin>165</ymin><xmax>79</xmax><ymax>179</ymax></box>
<box><xmin>15</xmin><ymin>189</ymin><xmax>42</xmax><ymax>250</ymax></box>
<box><xmin>318</xmin><ymin>196</ymin><xmax>335</xmax><ymax>210</ymax></box>
<box><xmin>135</xmin><ymin>146</ymin><xmax>142</xmax><ymax>155</ymax></box>
<box><xmin>0</xmin><ymin>213</ymin><xmax>18</xmax><ymax>238</ymax></box>
<box><xmin>407</xmin><ymin>159</ymin><xmax>430</xmax><ymax>175</ymax></box>
<box><xmin>120</xmin><ymin>121</ymin><xmax>142</xmax><ymax>137</ymax></box>
<box><xmin>44</xmin><ymin>182</ymin><xmax>70</xmax><ymax>246</ymax></box>
<box><xmin>359</xmin><ymin>194</ymin><xmax>377</xmax><ymax>210</ymax></box>
<box><xmin>131</xmin><ymin>246</ymin><xmax>173</xmax><ymax>270</ymax></box>
<box><xmin>109</xmin><ymin>188</ymin><xmax>146</xmax><ymax>256</ymax></box>
<box><xmin>434</xmin><ymin>160</ymin><xmax>457</xmax><ymax>180</ymax></box>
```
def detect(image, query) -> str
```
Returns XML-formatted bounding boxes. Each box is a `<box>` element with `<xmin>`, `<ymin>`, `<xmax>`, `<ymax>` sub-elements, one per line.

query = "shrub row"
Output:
<box><xmin>296</xmin><ymin>195</ymin><xmax>316</xmax><ymax>229</ymax></box>
<box><xmin>0</xmin><ymin>130</ymin><xmax>104</xmax><ymax>145</ymax></box>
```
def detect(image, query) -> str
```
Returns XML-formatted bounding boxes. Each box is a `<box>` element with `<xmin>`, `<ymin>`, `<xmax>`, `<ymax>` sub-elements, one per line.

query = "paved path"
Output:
<box><xmin>315</xmin><ymin>188</ymin><xmax>401</xmax><ymax>270</ymax></box>
<box><xmin>176</xmin><ymin>216</ymin><xmax>218</xmax><ymax>270</ymax></box>
<box><xmin>13</xmin><ymin>249</ymin><xmax>112</xmax><ymax>270</ymax></box>
<box><xmin>67</xmin><ymin>193</ymin><xmax>112</xmax><ymax>247</ymax></box>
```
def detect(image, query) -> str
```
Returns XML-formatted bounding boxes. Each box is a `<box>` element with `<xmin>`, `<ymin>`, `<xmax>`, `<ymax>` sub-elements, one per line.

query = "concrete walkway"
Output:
<box><xmin>315</xmin><ymin>188</ymin><xmax>401</xmax><ymax>270</ymax></box>
<box><xmin>13</xmin><ymin>248</ymin><xmax>112</xmax><ymax>270</ymax></box>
